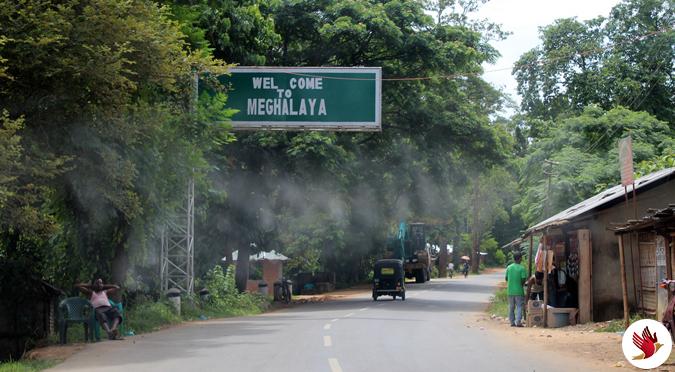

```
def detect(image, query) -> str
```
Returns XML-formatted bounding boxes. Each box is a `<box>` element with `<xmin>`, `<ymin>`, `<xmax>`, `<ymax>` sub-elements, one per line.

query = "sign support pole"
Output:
<box><xmin>619</xmin><ymin>234</ymin><xmax>630</xmax><ymax>329</ymax></box>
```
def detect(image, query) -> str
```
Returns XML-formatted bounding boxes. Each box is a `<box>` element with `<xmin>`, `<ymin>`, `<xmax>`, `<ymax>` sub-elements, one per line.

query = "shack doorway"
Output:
<box><xmin>638</xmin><ymin>232</ymin><xmax>657</xmax><ymax>314</ymax></box>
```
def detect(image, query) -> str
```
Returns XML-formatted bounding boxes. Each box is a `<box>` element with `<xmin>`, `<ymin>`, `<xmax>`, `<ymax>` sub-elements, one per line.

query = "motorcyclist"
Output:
<box><xmin>462</xmin><ymin>262</ymin><xmax>470</xmax><ymax>278</ymax></box>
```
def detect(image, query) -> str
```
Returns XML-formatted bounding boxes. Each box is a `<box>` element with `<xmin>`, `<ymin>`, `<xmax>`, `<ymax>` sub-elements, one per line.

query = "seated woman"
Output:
<box><xmin>76</xmin><ymin>279</ymin><xmax>122</xmax><ymax>340</ymax></box>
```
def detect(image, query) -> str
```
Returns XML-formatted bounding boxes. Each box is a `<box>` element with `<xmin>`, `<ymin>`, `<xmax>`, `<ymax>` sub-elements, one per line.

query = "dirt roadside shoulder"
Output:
<box><xmin>476</xmin><ymin>314</ymin><xmax>633</xmax><ymax>370</ymax></box>
<box><xmin>477</xmin><ymin>311</ymin><xmax>675</xmax><ymax>371</ymax></box>
<box><xmin>290</xmin><ymin>284</ymin><xmax>370</xmax><ymax>303</ymax></box>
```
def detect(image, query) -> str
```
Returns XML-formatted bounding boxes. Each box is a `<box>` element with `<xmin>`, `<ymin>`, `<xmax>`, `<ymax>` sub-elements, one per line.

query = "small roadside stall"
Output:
<box><xmin>505</xmin><ymin>168</ymin><xmax>675</xmax><ymax>326</ymax></box>
<box><xmin>225</xmin><ymin>250</ymin><xmax>289</xmax><ymax>296</ymax></box>
<box><xmin>518</xmin><ymin>228</ymin><xmax>589</xmax><ymax>328</ymax></box>
<box><xmin>611</xmin><ymin>205</ymin><xmax>675</xmax><ymax>327</ymax></box>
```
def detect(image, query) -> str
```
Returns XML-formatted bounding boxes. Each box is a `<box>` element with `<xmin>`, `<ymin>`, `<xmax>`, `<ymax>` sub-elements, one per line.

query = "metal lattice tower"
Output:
<box><xmin>160</xmin><ymin>179</ymin><xmax>195</xmax><ymax>294</ymax></box>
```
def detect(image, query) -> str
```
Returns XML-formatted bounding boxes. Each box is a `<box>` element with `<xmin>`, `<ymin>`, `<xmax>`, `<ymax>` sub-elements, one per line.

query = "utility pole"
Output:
<box><xmin>543</xmin><ymin>159</ymin><xmax>559</xmax><ymax>218</ymax></box>
<box><xmin>471</xmin><ymin>181</ymin><xmax>480</xmax><ymax>273</ymax></box>
<box><xmin>160</xmin><ymin>71</ymin><xmax>198</xmax><ymax>295</ymax></box>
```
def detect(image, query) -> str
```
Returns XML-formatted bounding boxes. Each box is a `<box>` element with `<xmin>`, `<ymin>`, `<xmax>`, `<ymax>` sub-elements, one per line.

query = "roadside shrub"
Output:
<box><xmin>0</xmin><ymin>359</ymin><xmax>56</xmax><ymax>372</ymax></box>
<box><xmin>597</xmin><ymin>314</ymin><xmax>644</xmax><ymax>332</ymax></box>
<box><xmin>196</xmin><ymin>265</ymin><xmax>269</xmax><ymax>318</ymax></box>
<box><xmin>204</xmin><ymin>264</ymin><xmax>237</xmax><ymax>301</ymax></box>
<box><xmin>487</xmin><ymin>287</ymin><xmax>508</xmax><ymax>318</ymax></box>
<box><xmin>494</xmin><ymin>250</ymin><xmax>506</xmax><ymax>266</ymax></box>
<box><xmin>125</xmin><ymin>301</ymin><xmax>181</xmax><ymax>334</ymax></box>
<box><xmin>431</xmin><ymin>266</ymin><xmax>439</xmax><ymax>278</ymax></box>
<box><xmin>46</xmin><ymin>323</ymin><xmax>87</xmax><ymax>344</ymax></box>
<box><xmin>119</xmin><ymin>265</ymin><xmax>269</xmax><ymax>334</ymax></box>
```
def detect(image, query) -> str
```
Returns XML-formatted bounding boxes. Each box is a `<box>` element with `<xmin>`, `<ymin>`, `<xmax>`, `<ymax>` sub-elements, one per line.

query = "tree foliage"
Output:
<box><xmin>510</xmin><ymin>0</ymin><xmax>674</xmax><ymax>233</ymax></box>
<box><xmin>513</xmin><ymin>0</ymin><xmax>674</xmax><ymax>124</ymax></box>
<box><xmin>514</xmin><ymin>106</ymin><xmax>673</xmax><ymax>226</ymax></box>
<box><xmin>202</xmin><ymin>0</ymin><xmax>514</xmax><ymax>286</ymax></box>
<box><xmin>4</xmin><ymin>0</ymin><xmax>671</xmax><ymax>308</ymax></box>
<box><xmin>0</xmin><ymin>0</ymin><xmax>230</xmax><ymax>290</ymax></box>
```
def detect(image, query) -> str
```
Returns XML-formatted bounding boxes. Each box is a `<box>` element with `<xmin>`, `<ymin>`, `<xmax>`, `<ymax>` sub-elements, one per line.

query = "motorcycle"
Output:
<box><xmin>275</xmin><ymin>278</ymin><xmax>292</xmax><ymax>304</ymax></box>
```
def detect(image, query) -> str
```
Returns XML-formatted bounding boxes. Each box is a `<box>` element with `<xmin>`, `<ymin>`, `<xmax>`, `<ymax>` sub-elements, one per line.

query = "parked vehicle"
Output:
<box><xmin>388</xmin><ymin>222</ymin><xmax>432</xmax><ymax>283</ymax></box>
<box><xmin>275</xmin><ymin>278</ymin><xmax>292</xmax><ymax>304</ymax></box>
<box><xmin>372</xmin><ymin>259</ymin><xmax>406</xmax><ymax>301</ymax></box>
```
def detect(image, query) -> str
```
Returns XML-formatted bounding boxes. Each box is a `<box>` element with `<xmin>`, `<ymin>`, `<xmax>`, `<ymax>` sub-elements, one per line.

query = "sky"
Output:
<box><xmin>474</xmin><ymin>0</ymin><xmax>621</xmax><ymax>114</ymax></box>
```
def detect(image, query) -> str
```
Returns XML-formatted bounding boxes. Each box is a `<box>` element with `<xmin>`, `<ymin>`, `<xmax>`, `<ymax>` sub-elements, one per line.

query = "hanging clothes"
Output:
<box><xmin>535</xmin><ymin>243</ymin><xmax>544</xmax><ymax>272</ymax></box>
<box><xmin>567</xmin><ymin>251</ymin><xmax>579</xmax><ymax>279</ymax></box>
<box><xmin>546</xmin><ymin>249</ymin><xmax>554</xmax><ymax>273</ymax></box>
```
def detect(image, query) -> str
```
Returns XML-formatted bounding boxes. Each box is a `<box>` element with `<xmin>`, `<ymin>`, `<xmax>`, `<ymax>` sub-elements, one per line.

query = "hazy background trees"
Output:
<box><xmin>0</xmin><ymin>0</ymin><xmax>671</xmax><ymax>294</ymax></box>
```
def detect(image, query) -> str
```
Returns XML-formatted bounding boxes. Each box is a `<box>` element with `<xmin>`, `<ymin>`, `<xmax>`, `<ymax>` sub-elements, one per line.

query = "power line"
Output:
<box><xmin>256</xmin><ymin>27</ymin><xmax>671</xmax><ymax>82</ymax></box>
<box><xmin>582</xmin><ymin>57</ymin><xmax>668</xmax><ymax>154</ymax></box>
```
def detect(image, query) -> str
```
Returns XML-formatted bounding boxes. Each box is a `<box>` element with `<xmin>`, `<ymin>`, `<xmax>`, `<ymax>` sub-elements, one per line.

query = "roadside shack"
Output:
<box><xmin>611</xmin><ymin>205</ymin><xmax>675</xmax><ymax>325</ymax></box>
<box><xmin>514</xmin><ymin>167</ymin><xmax>675</xmax><ymax>326</ymax></box>
<box><xmin>225</xmin><ymin>250</ymin><xmax>289</xmax><ymax>296</ymax></box>
<box><xmin>509</xmin><ymin>229</ymin><xmax>588</xmax><ymax>328</ymax></box>
<box><xmin>0</xmin><ymin>279</ymin><xmax>63</xmax><ymax>360</ymax></box>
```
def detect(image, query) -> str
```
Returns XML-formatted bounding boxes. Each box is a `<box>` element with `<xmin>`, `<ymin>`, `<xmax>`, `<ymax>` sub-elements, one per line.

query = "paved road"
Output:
<box><xmin>49</xmin><ymin>272</ymin><xmax>599</xmax><ymax>372</ymax></box>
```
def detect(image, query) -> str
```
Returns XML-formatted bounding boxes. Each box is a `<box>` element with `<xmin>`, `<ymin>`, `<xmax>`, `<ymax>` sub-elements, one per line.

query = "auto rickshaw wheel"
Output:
<box><xmin>401</xmin><ymin>292</ymin><xmax>405</xmax><ymax>301</ymax></box>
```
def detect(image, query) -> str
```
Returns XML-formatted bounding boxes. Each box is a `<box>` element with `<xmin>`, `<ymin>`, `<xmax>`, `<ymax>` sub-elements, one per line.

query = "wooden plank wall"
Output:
<box><xmin>639</xmin><ymin>232</ymin><xmax>657</xmax><ymax>314</ymax></box>
<box><xmin>578</xmin><ymin>229</ymin><xmax>592</xmax><ymax>323</ymax></box>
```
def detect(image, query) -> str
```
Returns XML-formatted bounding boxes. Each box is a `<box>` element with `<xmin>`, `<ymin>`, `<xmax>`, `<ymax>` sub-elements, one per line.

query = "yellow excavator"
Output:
<box><xmin>388</xmin><ymin>221</ymin><xmax>432</xmax><ymax>283</ymax></box>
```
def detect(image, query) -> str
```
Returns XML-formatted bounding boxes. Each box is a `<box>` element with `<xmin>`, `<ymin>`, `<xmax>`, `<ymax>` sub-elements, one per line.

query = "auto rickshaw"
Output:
<box><xmin>372</xmin><ymin>259</ymin><xmax>405</xmax><ymax>301</ymax></box>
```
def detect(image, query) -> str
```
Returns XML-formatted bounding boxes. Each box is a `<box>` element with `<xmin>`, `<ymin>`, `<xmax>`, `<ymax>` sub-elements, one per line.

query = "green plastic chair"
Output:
<box><xmin>94</xmin><ymin>299</ymin><xmax>125</xmax><ymax>341</ymax></box>
<box><xmin>57</xmin><ymin>297</ymin><xmax>96</xmax><ymax>344</ymax></box>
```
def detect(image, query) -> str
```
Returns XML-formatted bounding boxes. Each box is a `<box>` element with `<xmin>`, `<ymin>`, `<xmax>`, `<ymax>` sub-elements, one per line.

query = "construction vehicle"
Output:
<box><xmin>388</xmin><ymin>221</ymin><xmax>432</xmax><ymax>283</ymax></box>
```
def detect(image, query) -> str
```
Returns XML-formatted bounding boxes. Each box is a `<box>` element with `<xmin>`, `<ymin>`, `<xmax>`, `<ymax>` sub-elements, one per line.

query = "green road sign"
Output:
<box><xmin>220</xmin><ymin>67</ymin><xmax>381</xmax><ymax>131</ymax></box>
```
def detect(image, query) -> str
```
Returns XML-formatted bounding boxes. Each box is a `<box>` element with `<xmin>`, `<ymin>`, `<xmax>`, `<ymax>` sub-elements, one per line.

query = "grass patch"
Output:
<box><xmin>125</xmin><ymin>301</ymin><xmax>182</xmax><ymax>334</ymax></box>
<box><xmin>45</xmin><ymin>323</ymin><xmax>88</xmax><ymax>344</ymax></box>
<box><xmin>123</xmin><ymin>292</ymin><xmax>269</xmax><ymax>335</ymax></box>
<box><xmin>487</xmin><ymin>287</ymin><xmax>508</xmax><ymax>318</ymax></box>
<box><xmin>182</xmin><ymin>293</ymin><xmax>268</xmax><ymax>321</ymax></box>
<box><xmin>596</xmin><ymin>313</ymin><xmax>644</xmax><ymax>333</ymax></box>
<box><xmin>0</xmin><ymin>360</ymin><xmax>56</xmax><ymax>372</ymax></box>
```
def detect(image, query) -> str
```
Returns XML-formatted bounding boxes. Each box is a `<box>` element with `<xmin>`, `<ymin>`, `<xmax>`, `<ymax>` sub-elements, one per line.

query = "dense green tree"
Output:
<box><xmin>0</xmin><ymin>0</ymin><xmax>230</xmax><ymax>287</ymax></box>
<box><xmin>513</xmin><ymin>106</ymin><xmax>674</xmax><ymax>226</ymax></box>
<box><xmin>509</xmin><ymin>0</ymin><xmax>674</xmax><ymax>241</ymax></box>
<box><xmin>167</xmin><ymin>0</ymin><xmax>280</xmax><ymax>65</ymax></box>
<box><xmin>181</xmin><ymin>0</ymin><xmax>513</xmax><ymax>286</ymax></box>
<box><xmin>465</xmin><ymin>165</ymin><xmax>516</xmax><ymax>271</ymax></box>
<box><xmin>514</xmin><ymin>17</ymin><xmax>605</xmax><ymax>119</ymax></box>
<box><xmin>513</xmin><ymin>0</ymin><xmax>674</xmax><ymax>124</ymax></box>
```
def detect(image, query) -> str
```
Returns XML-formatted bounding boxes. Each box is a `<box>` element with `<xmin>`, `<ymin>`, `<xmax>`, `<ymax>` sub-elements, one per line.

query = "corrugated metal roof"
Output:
<box><xmin>501</xmin><ymin>237</ymin><xmax>523</xmax><ymax>249</ymax></box>
<box><xmin>611</xmin><ymin>205</ymin><xmax>675</xmax><ymax>233</ymax></box>
<box><xmin>525</xmin><ymin>167</ymin><xmax>675</xmax><ymax>235</ymax></box>
<box><xmin>226</xmin><ymin>249</ymin><xmax>289</xmax><ymax>261</ymax></box>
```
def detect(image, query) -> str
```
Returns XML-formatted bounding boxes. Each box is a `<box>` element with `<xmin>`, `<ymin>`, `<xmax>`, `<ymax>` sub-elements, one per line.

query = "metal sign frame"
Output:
<box><xmin>224</xmin><ymin>67</ymin><xmax>382</xmax><ymax>132</ymax></box>
<box><xmin>160</xmin><ymin>174</ymin><xmax>195</xmax><ymax>294</ymax></box>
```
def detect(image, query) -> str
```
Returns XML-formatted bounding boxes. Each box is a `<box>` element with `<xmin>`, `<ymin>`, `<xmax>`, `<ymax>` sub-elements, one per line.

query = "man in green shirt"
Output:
<box><xmin>505</xmin><ymin>252</ymin><xmax>527</xmax><ymax>327</ymax></box>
